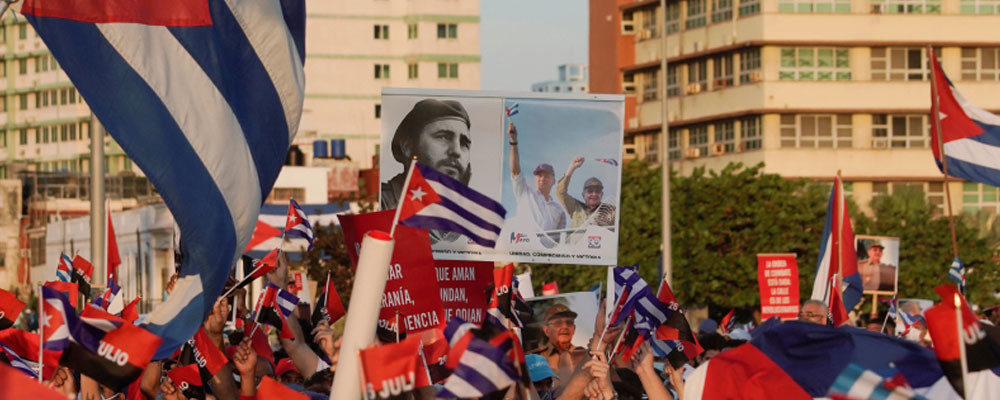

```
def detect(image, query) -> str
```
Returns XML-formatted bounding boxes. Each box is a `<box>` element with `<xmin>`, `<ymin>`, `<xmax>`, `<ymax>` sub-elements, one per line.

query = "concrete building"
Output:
<box><xmin>299</xmin><ymin>1</ymin><xmax>482</xmax><ymax>169</ymax></box>
<box><xmin>531</xmin><ymin>64</ymin><xmax>590</xmax><ymax>93</ymax></box>
<box><xmin>590</xmin><ymin>0</ymin><xmax>1000</xmax><ymax>216</ymax></box>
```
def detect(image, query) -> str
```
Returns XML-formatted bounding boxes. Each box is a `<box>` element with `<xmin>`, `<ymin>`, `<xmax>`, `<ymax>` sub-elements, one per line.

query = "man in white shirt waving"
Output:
<box><xmin>507</xmin><ymin>121</ymin><xmax>569</xmax><ymax>234</ymax></box>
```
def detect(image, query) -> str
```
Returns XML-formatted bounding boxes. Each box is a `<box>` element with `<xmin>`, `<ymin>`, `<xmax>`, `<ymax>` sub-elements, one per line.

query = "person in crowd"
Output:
<box><xmin>798</xmin><ymin>299</ymin><xmax>830</xmax><ymax>325</ymax></box>
<box><xmin>531</xmin><ymin>303</ymin><xmax>588</xmax><ymax>386</ymax></box>
<box><xmin>525</xmin><ymin>353</ymin><xmax>559</xmax><ymax>400</ymax></box>
<box><xmin>507</xmin><ymin>121</ymin><xmax>569</xmax><ymax>233</ymax></box>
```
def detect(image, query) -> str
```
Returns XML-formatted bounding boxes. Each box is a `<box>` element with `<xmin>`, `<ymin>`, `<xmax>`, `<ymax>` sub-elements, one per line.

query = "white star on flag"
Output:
<box><xmin>410</xmin><ymin>186</ymin><xmax>427</xmax><ymax>202</ymax></box>
<box><xmin>43</xmin><ymin>312</ymin><xmax>52</xmax><ymax>328</ymax></box>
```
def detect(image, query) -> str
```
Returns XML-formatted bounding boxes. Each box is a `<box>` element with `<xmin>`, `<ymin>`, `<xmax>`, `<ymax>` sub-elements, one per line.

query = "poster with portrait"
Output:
<box><xmin>522</xmin><ymin>292</ymin><xmax>600</xmax><ymax>352</ymax></box>
<box><xmin>380</xmin><ymin>88</ymin><xmax>624</xmax><ymax>266</ymax></box>
<box><xmin>856</xmin><ymin>235</ymin><xmax>900</xmax><ymax>294</ymax></box>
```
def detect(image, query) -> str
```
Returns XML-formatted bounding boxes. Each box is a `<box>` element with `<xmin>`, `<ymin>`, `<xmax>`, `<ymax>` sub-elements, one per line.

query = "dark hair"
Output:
<box><xmin>303</xmin><ymin>369</ymin><xmax>333</xmax><ymax>395</ymax></box>
<box><xmin>697</xmin><ymin>333</ymin><xmax>727</xmax><ymax>352</ymax></box>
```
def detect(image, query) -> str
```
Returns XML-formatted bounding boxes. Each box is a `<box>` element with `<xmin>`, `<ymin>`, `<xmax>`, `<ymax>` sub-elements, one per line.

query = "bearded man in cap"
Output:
<box><xmin>557</xmin><ymin>156</ymin><xmax>616</xmax><ymax>229</ymax></box>
<box><xmin>381</xmin><ymin>98</ymin><xmax>472</xmax><ymax>211</ymax></box>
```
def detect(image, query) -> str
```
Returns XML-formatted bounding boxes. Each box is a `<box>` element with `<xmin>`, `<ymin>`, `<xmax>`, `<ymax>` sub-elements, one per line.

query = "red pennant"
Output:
<box><xmin>829</xmin><ymin>277</ymin><xmax>849</xmax><ymax>327</ymax></box>
<box><xmin>360</xmin><ymin>336</ymin><xmax>423</xmax><ymax>397</ymax></box>
<box><xmin>107</xmin><ymin>206</ymin><xmax>121</xmax><ymax>284</ymax></box>
<box><xmin>248</xmin><ymin>322</ymin><xmax>274</xmax><ymax>364</ymax></box>
<box><xmin>71</xmin><ymin>256</ymin><xmax>93</xmax><ymax>282</ymax></box>
<box><xmin>0</xmin><ymin>288</ymin><xmax>26</xmax><ymax>329</ymax></box>
<box><xmin>192</xmin><ymin>328</ymin><xmax>229</xmax><ymax>378</ymax></box>
<box><xmin>258</xmin><ymin>376</ymin><xmax>308</xmax><ymax>400</ymax></box>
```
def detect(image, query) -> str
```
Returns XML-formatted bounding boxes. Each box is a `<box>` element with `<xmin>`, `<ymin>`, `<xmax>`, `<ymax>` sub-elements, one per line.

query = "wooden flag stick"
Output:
<box><xmin>389</xmin><ymin>158</ymin><xmax>418</xmax><ymax>237</ymax></box>
<box><xmin>928</xmin><ymin>44</ymin><xmax>960</xmax><ymax>260</ymax></box>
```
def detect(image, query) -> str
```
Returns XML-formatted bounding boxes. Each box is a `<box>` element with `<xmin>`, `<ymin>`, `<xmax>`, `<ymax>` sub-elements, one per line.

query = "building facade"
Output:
<box><xmin>531</xmin><ymin>64</ymin><xmax>590</xmax><ymax>93</ymax></box>
<box><xmin>299</xmin><ymin>0</ymin><xmax>482</xmax><ymax>169</ymax></box>
<box><xmin>591</xmin><ymin>0</ymin><xmax>1000</xmax><ymax>215</ymax></box>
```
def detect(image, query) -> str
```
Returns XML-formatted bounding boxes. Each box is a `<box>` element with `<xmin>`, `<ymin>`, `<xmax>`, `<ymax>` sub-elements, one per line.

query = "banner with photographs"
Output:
<box><xmin>380</xmin><ymin>88</ymin><xmax>624</xmax><ymax>266</ymax></box>
<box><xmin>856</xmin><ymin>235</ymin><xmax>900</xmax><ymax>294</ymax></box>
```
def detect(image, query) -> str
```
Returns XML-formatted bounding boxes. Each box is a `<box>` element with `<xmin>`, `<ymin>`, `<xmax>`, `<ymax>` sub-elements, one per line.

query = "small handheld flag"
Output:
<box><xmin>505</xmin><ymin>103</ymin><xmax>519</xmax><ymax>117</ymax></box>
<box><xmin>948</xmin><ymin>257</ymin><xmax>966</xmax><ymax>293</ymax></box>
<box><xmin>284</xmin><ymin>199</ymin><xmax>314</xmax><ymax>250</ymax></box>
<box><xmin>0</xmin><ymin>288</ymin><xmax>25</xmax><ymax>330</ymax></box>
<box><xmin>55</xmin><ymin>254</ymin><xmax>74</xmax><ymax>283</ymax></box>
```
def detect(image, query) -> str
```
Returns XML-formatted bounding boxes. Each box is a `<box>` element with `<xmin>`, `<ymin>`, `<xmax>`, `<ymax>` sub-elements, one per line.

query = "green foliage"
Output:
<box><xmin>853</xmin><ymin>187</ymin><xmax>1000</xmax><ymax>308</ymax></box>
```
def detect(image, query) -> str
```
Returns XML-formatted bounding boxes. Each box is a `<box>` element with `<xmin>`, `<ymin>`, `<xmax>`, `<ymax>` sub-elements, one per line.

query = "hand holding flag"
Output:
<box><xmin>284</xmin><ymin>198</ymin><xmax>314</xmax><ymax>250</ymax></box>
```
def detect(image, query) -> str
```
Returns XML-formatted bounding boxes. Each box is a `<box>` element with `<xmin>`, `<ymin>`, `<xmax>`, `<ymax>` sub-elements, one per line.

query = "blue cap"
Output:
<box><xmin>698</xmin><ymin>318</ymin><xmax>718</xmax><ymax>334</ymax></box>
<box><xmin>525</xmin><ymin>354</ymin><xmax>558</xmax><ymax>382</ymax></box>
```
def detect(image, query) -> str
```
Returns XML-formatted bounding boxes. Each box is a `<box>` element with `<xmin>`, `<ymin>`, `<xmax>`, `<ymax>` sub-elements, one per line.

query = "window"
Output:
<box><xmin>268</xmin><ymin>188</ymin><xmax>306</xmax><ymax>203</ymax></box>
<box><xmin>437</xmin><ymin>23</ymin><xmax>457</xmax><ymax>39</ymax></box>
<box><xmin>668</xmin><ymin>128</ymin><xmax>681</xmax><ymax>160</ymax></box>
<box><xmin>687</xmin><ymin>60</ymin><xmax>708</xmax><ymax>93</ymax></box>
<box><xmin>712</xmin><ymin>0</ymin><xmax>734</xmax><ymax>22</ymax></box>
<box><xmin>642</xmin><ymin>71</ymin><xmax>658</xmax><ymax>101</ymax></box>
<box><xmin>438</xmin><ymin>63</ymin><xmax>458</xmax><ymax>78</ymax></box>
<box><xmin>34</xmin><ymin>56</ymin><xmax>39</xmax><ymax>73</ymax></box>
<box><xmin>689</xmin><ymin>125</ymin><xmax>709</xmax><ymax>157</ymax></box>
<box><xmin>61</xmin><ymin>89</ymin><xmax>68</xmax><ymax>105</ymax></box>
<box><xmin>686</xmin><ymin>0</ymin><xmax>707</xmax><ymax>29</ymax></box>
<box><xmin>42</xmin><ymin>127</ymin><xmax>48</xmax><ymax>143</ymax></box>
<box><xmin>19</xmin><ymin>129</ymin><xmax>27</xmax><ymax>145</ymax></box>
<box><xmin>871</xmin><ymin>0</ymin><xmax>941</xmax><ymax>13</ymax></box>
<box><xmin>872</xmin><ymin>181</ymin><xmax>944</xmax><ymax>214</ymax></box>
<box><xmin>407</xmin><ymin>23</ymin><xmax>418</xmax><ymax>39</ymax></box>
<box><xmin>962</xmin><ymin>183</ymin><xmax>1000</xmax><ymax>214</ymax></box>
<box><xmin>713</xmin><ymin>54</ymin><xmax>734</xmax><ymax>88</ymax></box>
<box><xmin>871</xmin><ymin>47</ymin><xmax>937</xmax><ymax>81</ymax></box>
<box><xmin>639</xmin><ymin>8</ymin><xmax>658</xmax><ymax>38</ymax></box>
<box><xmin>666</xmin><ymin>65</ymin><xmax>679</xmax><ymax>96</ymax></box>
<box><xmin>961</xmin><ymin>0</ymin><xmax>1000</xmax><ymax>13</ymax></box>
<box><xmin>872</xmin><ymin>114</ymin><xmax>929</xmax><ymax>148</ymax></box>
<box><xmin>780</xmin><ymin>114</ymin><xmax>852</xmax><ymax>148</ymax></box>
<box><xmin>0</xmin><ymin>61</ymin><xmax>5</xmax><ymax>77</ymax></box>
<box><xmin>18</xmin><ymin>59</ymin><xmax>26</xmax><ymax>75</ymax></box>
<box><xmin>740</xmin><ymin>116</ymin><xmax>762</xmax><ymax>150</ymax></box>
<box><xmin>18</xmin><ymin>24</ymin><xmax>26</xmax><ymax>40</ymax></box>
<box><xmin>374</xmin><ymin>64</ymin><xmax>390</xmax><ymax>79</ymax></box>
<box><xmin>375</xmin><ymin>104</ymin><xmax>381</xmax><ymax>119</ymax></box>
<box><xmin>961</xmin><ymin>48</ymin><xmax>1000</xmax><ymax>81</ymax></box>
<box><xmin>779</xmin><ymin>47</ymin><xmax>850</xmax><ymax>80</ymax></box>
<box><xmin>60</xmin><ymin>124</ymin><xmax>68</xmax><ymax>141</ymax></box>
<box><xmin>714</xmin><ymin>120</ymin><xmax>736</xmax><ymax>153</ymax></box>
<box><xmin>69</xmin><ymin>124</ymin><xmax>76</xmax><ymax>140</ymax></box>
<box><xmin>664</xmin><ymin>2</ymin><xmax>680</xmax><ymax>34</ymax></box>
<box><xmin>41</xmin><ymin>91</ymin><xmax>48</xmax><ymax>107</ymax></box>
<box><xmin>374</xmin><ymin>24</ymin><xmax>389</xmax><ymax>40</ymax></box>
<box><xmin>69</xmin><ymin>88</ymin><xmax>77</xmax><ymax>103</ymax></box>
<box><xmin>740</xmin><ymin>0</ymin><xmax>762</xmax><ymax>15</ymax></box>
<box><xmin>35</xmin><ymin>92</ymin><xmax>40</xmax><ymax>109</ymax></box>
<box><xmin>408</xmin><ymin>63</ymin><xmax>418</xmax><ymax>79</ymax></box>
<box><xmin>18</xmin><ymin>94</ymin><xmax>27</xmax><ymax>110</ymax></box>
<box><xmin>778</xmin><ymin>0</ymin><xmax>851</xmax><ymax>12</ymax></box>
<box><xmin>644</xmin><ymin>133</ymin><xmax>660</xmax><ymax>163</ymax></box>
<box><xmin>0</xmin><ymin>131</ymin><xmax>5</xmax><ymax>148</ymax></box>
<box><xmin>740</xmin><ymin>48</ymin><xmax>762</xmax><ymax>83</ymax></box>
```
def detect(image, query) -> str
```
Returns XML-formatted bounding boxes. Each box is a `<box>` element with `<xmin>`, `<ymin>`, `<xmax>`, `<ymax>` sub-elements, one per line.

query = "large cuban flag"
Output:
<box><xmin>21</xmin><ymin>0</ymin><xmax>305</xmax><ymax>358</ymax></box>
<box><xmin>810</xmin><ymin>176</ymin><xmax>863</xmax><ymax>313</ymax></box>
<box><xmin>930</xmin><ymin>52</ymin><xmax>1000</xmax><ymax>187</ymax></box>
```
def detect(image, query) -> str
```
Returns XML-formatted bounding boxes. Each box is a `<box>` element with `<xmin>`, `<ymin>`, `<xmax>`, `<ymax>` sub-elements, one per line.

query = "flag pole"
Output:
<box><xmin>929</xmin><ymin>45</ymin><xmax>960</xmax><ymax>260</ymax></box>
<box><xmin>38</xmin><ymin>285</ymin><xmax>43</xmax><ymax>382</ymax></box>
<box><xmin>390</xmin><ymin>158</ymin><xmax>418</xmax><ymax>237</ymax></box>
<box><xmin>835</xmin><ymin>171</ymin><xmax>844</xmax><ymax>283</ymax></box>
<box><xmin>659</xmin><ymin>0</ymin><xmax>673</xmax><ymax>289</ymax></box>
<box><xmin>607</xmin><ymin>315</ymin><xmax>631</xmax><ymax>362</ymax></box>
<box><xmin>955</xmin><ymin>293</ymin><xmax>969</xmax><ymax>397</ymax></box>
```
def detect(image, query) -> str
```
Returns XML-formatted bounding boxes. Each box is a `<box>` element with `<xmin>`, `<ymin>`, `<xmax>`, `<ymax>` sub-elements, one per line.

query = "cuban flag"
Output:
<box><xmin>930</xmin><ymin>52</ymin><xmax>1000</xmax><ymax>188</ymax></box>
<box><xmin>91</xmin><ymin>279</ymin><xmax>121</xmax><ymax>311</ymax></box>
<box><xmin>438</xmin><ymin>318</ymin><xmax>518</xmax><ymax>398</ymax></box>
<box><xmin>55</xmin><ymin>253</ymin><xmax>74</xmax><ymax>283</ymax></box>
<box><xmin>828</xmin><ymin>363</ymin><xmax>925</xmax><ymax>400</ymax></box>
<box><xmin>398</xmin><ymin>162</ymin><xmax>507</xmax><ymax>248</ymax></box>
<box><xmin>505</xmin><ymin>103</ymin><xmax>519</xmax><ymax>117</ymax></box>
<box><xmin>21</xmin><ymin>0</ymin><xmax>306</xmax><ymax>358</ymax></box>
<box><xmin>810</xmin><ymin>176</ymin><xmax>863</xmax><ymax>313</ymax></box>
<box><xmin>0</xmin><ymin>343</ymin><xmax>38</xmax><ymax>379</ymax></box>
<box><xmin>283</xmin><ymin>198</ymin><xmax>314</xmax><ymax>250</ymax></box>
<box><xmin>948</xmin><ymin>257</ymin><xmax>966</xmax><ymax>293</ymax></box>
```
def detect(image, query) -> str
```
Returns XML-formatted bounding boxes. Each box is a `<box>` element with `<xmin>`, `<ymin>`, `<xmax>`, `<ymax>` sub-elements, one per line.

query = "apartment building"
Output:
<box><xmin>299</xmin><ymin>0</ymin><xmax>482</xmax><ymax>169</ymax></box>
<box><xmin>591</xmin><ymin>0</ymin><xmax>1000</xmax><ymax>215</ymax></box>
<box><xmin>531</xmin><ymin>64</ymin><xmax>590</xmax><ymax>93</ymax></box>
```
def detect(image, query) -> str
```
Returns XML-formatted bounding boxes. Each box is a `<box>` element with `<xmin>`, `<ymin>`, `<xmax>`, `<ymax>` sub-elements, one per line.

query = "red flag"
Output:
<box><xmin>0</xmin><ymin>329</ymin><xmax>62</xmax><ymax>372</ymax></box>
<box><xmin>312</xmin><ymin>274</ymin><xmax>345</xmax><ymax>326</ymax></box>
<box><xmin>166</xmin><ymin>364</ymin><xmax>202</xmax><ymax>393</ymax></box>
<box><xmin>255</xmin><ymin>249</ymin><xmax>279</xmax><ymax>272</ymax></box>
<box><xmin>0</xmin><ymin>362</ymin><xmax>73</xmax><ymax>400</ymax></box>
<box><xmin>541</xmin><ymin>281</ymin><xmax>559</xmax><ymax>296</ymax></box>
<box><xmin>120</xmin><ymin>297</ymin><xmax>140</xmax><ymax>323</ymax></box>
<box><xmin>0</xmin><ymin>288</ymin><xmax>26</xmax><ymax>330</ymax></box>
<box><xmin>191</xmin><ymin>328</ymin><xmax>228</xmax><ymax>381</ymax></box>
<box><xmin>720</xmin><ymin>309</ymin><xmax>736</xmax><ymax>334</ymax></box>
<box><xmin>829</xmin><ymin>276</ymin><xmax>849</xmax><ymax>327</ymax></box>
<box><xmin>107</xmin><ymin>205</ymin><xmax>121</xmax><ymax>284</ymax></box>
<box><xmin>248</xmin><ymin>322</ymin><xmax>274</xmax><ymax>364</ymax></box>
<box><xmin>244</xmin><ymin>219</ymin><xmax>282</xmax><ymax>253</ymax></box>
<box><xmin>70</xmin><ymin>255</ymin><xmax>93</xmax><ymax>295</ymax></box>
<box><xmin>43</xmin><ymin>281</ymin><xmax>78</xmax><ymax>308</ymax></box>
<box><xmin>360</xmin><ymin>336</ymin><xmax>423</xmax><ymax>398</ymax></box>
<box><xmin>654</xmin><ymin>279</ymin><xmax>703</xmax><ymax>368</ymax></box>
<box><xmin>258</xmin><ymin>376</ymin><xmax>308</xmax><ymax>400</ymax></box>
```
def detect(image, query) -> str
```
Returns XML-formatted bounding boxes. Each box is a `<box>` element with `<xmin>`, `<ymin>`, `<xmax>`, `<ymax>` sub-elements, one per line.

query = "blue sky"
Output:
<box><xmin>480</xmin><ymin>0</ymin><xmax>589</xmax><ymax>91</ymax></box>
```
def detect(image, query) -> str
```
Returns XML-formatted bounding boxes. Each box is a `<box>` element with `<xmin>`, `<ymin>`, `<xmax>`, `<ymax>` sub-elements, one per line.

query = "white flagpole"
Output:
<box><xmin>38</xmin><ymin>285</ymin><xmax>43</xmax><ymax>382</ymax></box>
<box><xmin>955</xmin><ymin>293</ymin><xmax>970</xmax><ymax>397</ymax></box>
<box><xmin>389</xmin><ymin>158</ymin><xmax>418</xmax><ymax>237</ymax></box>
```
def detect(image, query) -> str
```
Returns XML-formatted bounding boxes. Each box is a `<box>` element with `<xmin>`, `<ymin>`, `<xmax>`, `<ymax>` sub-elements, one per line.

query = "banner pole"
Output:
<box><xmin>659</xmin><ymin>0</ymin><xmax>673</xmax><ymax>289</ymax></box>
<box><xmin>389</xmin><ymin>158</ymin><xmax>418</xmax><ymax>237</ymax></box>
<box><xmin>38</xmin><ymin>285</ymin><xmax>43</xmax><ymax>382</ymax></box>
<box><xmin>955</xmin><ymin>294</ymin><xmax>969</xmax><ymax>398</ymax></box>
<box><xmin>929</xmin><ymin>45</ymin><xmax>960</xmax><ymax>260</ymax></box>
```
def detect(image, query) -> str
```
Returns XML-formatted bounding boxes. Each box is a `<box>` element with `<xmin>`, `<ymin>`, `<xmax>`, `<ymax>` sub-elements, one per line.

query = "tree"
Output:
<box><xmin>852</xmin><ymin>186</ymin><xmax>1000</xmax><ymax>308</ymax></box>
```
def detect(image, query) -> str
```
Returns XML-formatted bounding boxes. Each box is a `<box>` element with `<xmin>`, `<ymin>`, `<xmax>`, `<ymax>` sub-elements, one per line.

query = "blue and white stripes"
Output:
<box><xmin>27</xmin><ymin>0</ymin><xmax>305</xmax><ymax>358</ymax></box>
<box><xmin>401</xmin><ymin>163</ymin><xmax>507</xmax><ymax>248</ymax></box>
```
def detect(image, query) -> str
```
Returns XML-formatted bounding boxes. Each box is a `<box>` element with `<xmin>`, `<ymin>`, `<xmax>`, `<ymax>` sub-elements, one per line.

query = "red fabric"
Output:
<box><xmin>397</xmin><ymin>166</ymin><xmax>442</xmax><ymax>221</ymax></box>
<box><xmin>360</xmin><ymin>336</ymin><xmax>422</xmax><ymax>396</ymax></box>
<box><xmin>541</xmin><ymin>282</ymin><xmax>559</xmax><ymax>296</ymax></box>
<box><xmin>700</xmin><ymin>344</ymin><xmax>811</xmax><ymax>400</ymax></box>
<box><xmin>120</xmin><ymin>297</ymin><xmax>140</xmax><ymax>323</ymax></box>
<box><xmin>0</xmin><ymin>362</ymin><xmax>73</xmax><ymax>400</ymax></box>
<box><xmin>192</xmin><ymin>328</ymin><xmax>228</xmax><ymax>377</ymax></box>
<box><xmin>929</xmin><ymin>53</ymin><xmax>984</xmax><ymax>160</ymax></box>
<box><xmin>0</xmin><ymin>329</ymin><xmax>62</xmax><ymax>367</ymax></box>
<box><xmin>257</xmin><ymin>376</ymin><xmax>308</xmax><ymax>400</ymax></box>
<box><xmin>254</xmin><ymin>250</ymin><xmax>279</xmax><ymax>275</ymax></box>
<box><xmin>322</xmin><ymin>274</ymin><xmax>345</xmax><ymax>323</ymax></box>
<box><xmin>0</xmin><ymin>288</ymin><xmax>26</xmax><ymax>327</ymax></box>
<box><xmin>274</xmin><ymin>304</ymin><xmax>295</xmax><ymax>340</ymax></box>
<box><xmin>107</xmin><ymin>207</ymin><xmax>121</xmax><ymax>284</ymax></box>
<box><xmin>102</xmin><ymin>322</ymin><xmax>162</xmax><ymax>370</ymax></box>
<box><xmin>245</xmin><ymin>220</ymin><xmax>281</xmax><ymax>253</ymax></box>
<box><xmin>166</xmin><ymin>363</ymin><xmax>202</xmax><ymax>388</ymax></box>
<box><xmin>829</xmin><ymin>177</ymin><xmax>858</xmax><ymax>282</ymax></box>
<box><xmin>720</xmin><ymin>309</ymin><xmax>735</xmax><ymax>333</ymax></box>
<box><xmin>43</xmin><ymin>281</ymin><xmax>78</xmax><ymax>308</ymax></box>
<box><xmin>248</xmin><ymin>323</ymin><xmax>274</xmax><ymax>364</ymax></box>
<box><xmin>829</xmin><ymin>278</ymin><xmax>849</xmax><ymax>327</ymax></box>
<box><xmin>20</xmin><ymin>0</ymin><xmax>211</xmax><ymax>27</ymax></box>
<box><xmin>125</xmin><ymin>376</ymin><xmax>146</xmax><ymax>400</ymax></box>
<box><xmin>71</xmin><ymin>256</ymin><xmax>94</xmax><ymax>283</ymax></box>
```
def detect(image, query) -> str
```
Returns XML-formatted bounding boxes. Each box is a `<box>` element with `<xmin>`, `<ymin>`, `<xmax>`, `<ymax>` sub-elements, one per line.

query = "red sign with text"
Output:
<box><xmin>757</xmin><ymin>254</ymin><xmax>800</xmax><ymax>319</ymax></box>
<box><xmin>434</xmin><ymin>260</ymin><xmax>492</xmax><ymax>325</ymax></box>
<box><xmin>338</xmin><ymin>211</ymin><xmax>445</xmax><ymax>335</ymax></box>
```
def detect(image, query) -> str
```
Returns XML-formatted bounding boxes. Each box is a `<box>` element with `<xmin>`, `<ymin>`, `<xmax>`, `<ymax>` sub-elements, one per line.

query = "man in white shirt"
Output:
<box><xmin>507</xmin><ymin>122</ymin><xmax>568</xmax><ymax>232</ymax></box>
